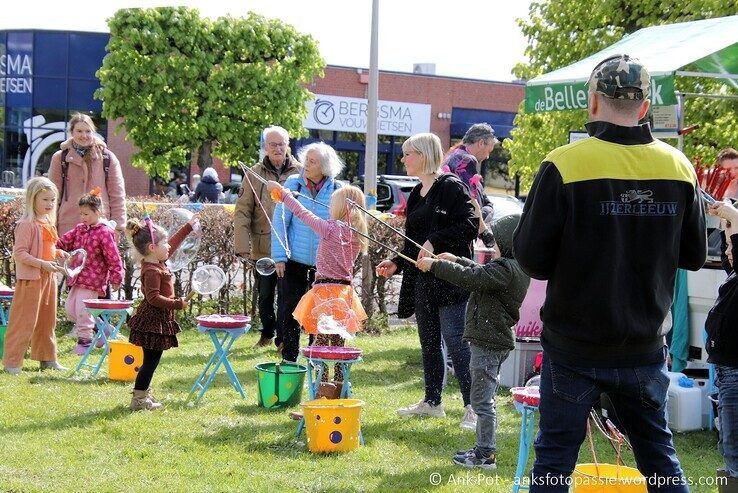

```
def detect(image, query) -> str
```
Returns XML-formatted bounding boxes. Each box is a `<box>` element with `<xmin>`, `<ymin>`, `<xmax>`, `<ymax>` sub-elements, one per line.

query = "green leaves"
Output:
<box><xmin>510</xmin><ymin>1</ymin><xmax>738</xmax><ymax>184</ymax></box>
<box><xmin>97</xmin><ymin>7</ymin><xmax>325</xmax><ymax>176</ymax></box>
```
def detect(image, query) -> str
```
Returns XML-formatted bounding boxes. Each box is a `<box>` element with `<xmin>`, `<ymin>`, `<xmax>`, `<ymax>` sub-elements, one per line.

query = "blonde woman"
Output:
<box><xmin>376</xmin><ymin>132</ymin><xmax>478</xmax><ymax>427</ymax></box>
<box><xmin>49</xmin><ymin>113</ymin><xmax>126</xmax><ymax>236</ymax></box>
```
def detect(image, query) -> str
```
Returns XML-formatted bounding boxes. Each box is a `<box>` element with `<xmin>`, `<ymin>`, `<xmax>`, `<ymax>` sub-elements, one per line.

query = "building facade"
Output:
<box><xmin>1</xmin><ymin>29</ymin><xmax>524</xmax><ymax>196</ymax></box>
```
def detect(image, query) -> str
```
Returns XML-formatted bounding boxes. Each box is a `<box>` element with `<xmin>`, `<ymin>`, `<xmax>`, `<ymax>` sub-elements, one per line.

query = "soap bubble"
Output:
<box><xmin>255</xmin><ymin>257</ymin><xmax>276</xmax><ymax>276</ymax></box>
<box><xmin>158</xmin><ymin>208</ymin><xmax>201</xmax><ymax>272</ymax></box>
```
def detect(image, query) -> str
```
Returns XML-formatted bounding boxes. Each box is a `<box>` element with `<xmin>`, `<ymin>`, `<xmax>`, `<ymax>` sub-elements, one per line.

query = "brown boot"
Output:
<box><xmin>130</xmin><ymin>389</ymin><xmax>162</xmax><ymax>411</ymax></box>
<box><xmin>317</xmin><ymin>382</ymin><xmax>340</xmax><ymax>399</ymax></box>
<box><xmin>146</xmin><ymin>388</ymin><xmax>162</xmax><ymax>406</ymax></box>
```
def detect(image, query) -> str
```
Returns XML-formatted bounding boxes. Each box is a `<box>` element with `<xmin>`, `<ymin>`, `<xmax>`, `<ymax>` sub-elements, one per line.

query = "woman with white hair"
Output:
<box><xmin>272</xmin><ymin>142</ymin><xmax>344</xmax><ymax>362</ymax></box>
<box><xmin>193</xmin><ymin>167</ymin><xmax>223</xmax><ymax>203</ymax></box>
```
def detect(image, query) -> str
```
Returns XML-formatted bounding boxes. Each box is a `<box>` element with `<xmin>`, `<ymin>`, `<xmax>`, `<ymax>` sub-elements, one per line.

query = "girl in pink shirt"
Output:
<box><xmin>3</xmin><ymin>178</ymin><xmax>67</xmax><ymax>374</ymax></box>
<box><xmin>266</xmin><ymin>181</ymin><xmax>367</xmax><ymax>381</ymax></box>
<box><xmin>57</xmin><ymin>188</ymin><xmax>124</xmax><ymax>355</ymax></box>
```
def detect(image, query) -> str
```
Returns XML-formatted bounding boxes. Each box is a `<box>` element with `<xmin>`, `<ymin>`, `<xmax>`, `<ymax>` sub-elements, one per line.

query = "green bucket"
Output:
<box><xmin>0</xmin><ymin>325</ymin><xmax>6</xmax><ymax>359</ymax></box>
<box><xmin>255</xmin><ymin>362</ymin><xmax>307</xmax><ymax>409</ymax></box>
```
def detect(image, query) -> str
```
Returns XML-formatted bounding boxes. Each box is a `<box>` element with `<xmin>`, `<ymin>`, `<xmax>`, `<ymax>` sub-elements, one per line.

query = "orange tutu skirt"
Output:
<box><xmin>293</xmin><ymin>284</ymin><xmax>367</xmax><ymax>335</ymax></box>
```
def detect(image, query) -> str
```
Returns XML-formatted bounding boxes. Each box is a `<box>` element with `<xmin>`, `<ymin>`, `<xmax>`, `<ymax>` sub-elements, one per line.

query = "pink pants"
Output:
<box><xmin>65</xmin><ymin>286</ymin><xmax>98</xmax><ymax>341</ymax></box>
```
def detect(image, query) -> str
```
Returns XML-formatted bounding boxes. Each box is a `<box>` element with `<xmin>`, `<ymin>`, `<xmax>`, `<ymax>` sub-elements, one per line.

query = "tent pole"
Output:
<box><xmin>676</xmin><ymin>92</ymin><xmax>685</xmax><ymax>152</ymax></box>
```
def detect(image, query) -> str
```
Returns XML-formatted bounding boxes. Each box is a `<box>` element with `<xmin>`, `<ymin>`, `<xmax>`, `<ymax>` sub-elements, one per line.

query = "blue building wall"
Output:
<box><xmin>0</xmin><ymin>30</ymin><xmax>109</xmax><ymax>187</ymax></box>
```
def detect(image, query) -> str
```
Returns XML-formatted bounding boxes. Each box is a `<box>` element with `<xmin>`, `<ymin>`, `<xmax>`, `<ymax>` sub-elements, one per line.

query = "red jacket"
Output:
<box><xmin>57</xmin><ymin>222</ymin><xmax>124</xmax><ymax>295</ymax></box>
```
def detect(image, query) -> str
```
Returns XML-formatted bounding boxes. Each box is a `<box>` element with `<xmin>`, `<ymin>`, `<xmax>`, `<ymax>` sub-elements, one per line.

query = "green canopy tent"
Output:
<box><xmin>525</xmin><ymin>15</ymin><xmax>738</xmax><ymax>373</ymax></box>
<box><xmin>525</xmin><ymin>15</ymin><xmax>738</xmax><ymax>116</ymax></box>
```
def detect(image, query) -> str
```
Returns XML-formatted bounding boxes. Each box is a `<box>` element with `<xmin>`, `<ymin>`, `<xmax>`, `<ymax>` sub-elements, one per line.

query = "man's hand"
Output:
<box><xmin>275</xmin><ymin>262</ymin><xmax>286</xmax><ymax>278</ymax></box>
<box><xmin>416</xmin><ymin>257</ymin><xmax>435</xmax><ymax>272</ymax></box>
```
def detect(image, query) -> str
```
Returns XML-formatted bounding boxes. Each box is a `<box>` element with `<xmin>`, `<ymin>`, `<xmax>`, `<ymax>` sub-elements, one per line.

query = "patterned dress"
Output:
<box><xmin>128</xmin><ymin>223</ymin><xmax>192</xmax><ymax>351</ymax></box>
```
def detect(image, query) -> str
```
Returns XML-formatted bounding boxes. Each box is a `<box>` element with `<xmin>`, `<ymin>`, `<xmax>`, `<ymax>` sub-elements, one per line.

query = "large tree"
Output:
<box><xmin>96</xmin><ymin>7</ymin><xmax>324</xmax><ymax>177</ymax></box>
<box><xmin>507</xmin><ymin>1</ymin><xmax>738</xmax><ymax>188</ymax></box>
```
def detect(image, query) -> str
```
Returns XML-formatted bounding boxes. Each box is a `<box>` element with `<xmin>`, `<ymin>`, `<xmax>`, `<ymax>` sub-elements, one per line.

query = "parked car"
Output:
<box><xmin>354</xmin><ymin>174</ymin><xmax>420</xmax><ymax>216</ymax></box>
<box><xmin>486</xmin><ymin>193</ymin><xmax>524</xmax><ymax>222</ymax></box>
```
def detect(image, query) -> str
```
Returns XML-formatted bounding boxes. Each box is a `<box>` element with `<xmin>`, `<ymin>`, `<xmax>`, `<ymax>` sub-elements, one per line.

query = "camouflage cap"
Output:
<box><xmin>588</xmin><ymin>54</ymin><xmax>650</xmax><ymax>100</ymax></box>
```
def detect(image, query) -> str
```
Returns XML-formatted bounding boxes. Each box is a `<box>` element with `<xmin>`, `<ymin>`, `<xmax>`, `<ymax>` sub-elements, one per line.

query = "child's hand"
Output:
<box><xmin>416</xmin><ymin>257</ymin><xmax>436</xmax><ymax>272</ymax></box>
<box><xmin>111</xmin><ymin>284</ymin><xmax>120</xmax><ymax>291</ymax></box>
<box><xmin>180</xmin><ymin>297</ymin><xmax>189</xmax><ymax>309</ymax></box>
<box><xmin>437</xmin><ymin>252</ymin><xmax>457</xmax><ymax>262</ymax></box>
<box><xmin>188</xmin><ymin>215</ymin><xmax>202</xmax><ymax>236</ymax></box>
<box><xmin>41</xmin><ymin>260</ymin><xmax>62</xmax><ymax>273</ymax></box>
<box><xmin>376</xmin><ymin>259</ymin><xmax>397</xmax><ymax>278</ymax></box>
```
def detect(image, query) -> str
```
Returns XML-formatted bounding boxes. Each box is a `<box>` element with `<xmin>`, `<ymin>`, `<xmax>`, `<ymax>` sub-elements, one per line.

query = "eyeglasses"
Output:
<box><xmin>267</xmin><ymin>142</ymin><xmax>287</xmax><ymax>149</ymax></box>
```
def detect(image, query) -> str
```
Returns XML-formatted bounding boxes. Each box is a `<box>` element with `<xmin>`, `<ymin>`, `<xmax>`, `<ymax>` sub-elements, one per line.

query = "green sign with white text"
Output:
<box><xmin>524</xmin><ymin>75</ymin><xmax>675</xmax><ymax>113</ymax></box>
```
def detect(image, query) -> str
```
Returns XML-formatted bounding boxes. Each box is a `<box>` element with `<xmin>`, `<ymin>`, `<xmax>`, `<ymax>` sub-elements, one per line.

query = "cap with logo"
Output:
<box><xmin>588</xmin><ymin>54</ymin><xmax>650</xmax><ymax>100</ymax></box>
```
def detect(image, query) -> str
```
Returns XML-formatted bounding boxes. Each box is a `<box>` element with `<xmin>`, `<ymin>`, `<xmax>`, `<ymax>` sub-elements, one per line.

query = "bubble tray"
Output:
<box><xmin>83</xmin><ymin>299</ymin><xmax>134</xmax><ymax>310</ymax></box>
<box><xmin>511</xmin><ymin>386</ymin><xmax>540</xmax><ymax>407</ymax></box>
<box><xmin>196</xmin><ymin>314</ymin><xmax>251</xmax><ymax>329</ymax></box>
<box><xmin>301</xmin><ymin>346</ymin><xmax>362</xmax><ymax>361</ymax></box>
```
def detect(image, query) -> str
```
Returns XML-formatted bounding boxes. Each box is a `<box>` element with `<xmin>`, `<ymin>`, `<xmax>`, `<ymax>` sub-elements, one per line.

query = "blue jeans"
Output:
<box><xmin>531</xmin><ymin>353</ymin><xmax>688</xmax><ymax>493</ymax></box>
<box><xmin>716</xmin><ymin>365</ymin><xmax>738</xmax><ymax>477</ymax></box>
<box><xmin>469</xmin><ymin>344</ymin><xmax>508</xmax><ymax>454</ymax></box>
<box><xmin>414</xmin><ymin>287</ymin><xmax>471</xmax><ymax>406</ymax></box>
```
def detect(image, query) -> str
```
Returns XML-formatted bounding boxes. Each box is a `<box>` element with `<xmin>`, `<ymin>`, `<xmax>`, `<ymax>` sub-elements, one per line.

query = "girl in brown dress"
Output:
<box><xmin>125</xmin><ymin>214</ymin><xmax>199</xmax><ymax>410</ymax></box>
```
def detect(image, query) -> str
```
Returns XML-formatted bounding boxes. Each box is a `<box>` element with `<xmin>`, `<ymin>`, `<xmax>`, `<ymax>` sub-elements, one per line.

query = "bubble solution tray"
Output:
<box><xmin>196</xmin><ymin>314</ymin><xmax>251</xmax><ymax>329</ymax></box>
<box><xmin>83</xmin><ymin>299</ymin><xmax>134</xmax><ymax>310</ymax></box>
<box><xmin>301</xmin><ymin>346</ymin><xmax>362</xmax><ymax>361</ymax></box>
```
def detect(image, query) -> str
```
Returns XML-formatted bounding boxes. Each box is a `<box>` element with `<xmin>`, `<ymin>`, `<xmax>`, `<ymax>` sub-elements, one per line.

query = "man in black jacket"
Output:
<box><xmin>514</xmin><ymin>54</ymin><xmax>706</xmax><ymax>492</ymax></box>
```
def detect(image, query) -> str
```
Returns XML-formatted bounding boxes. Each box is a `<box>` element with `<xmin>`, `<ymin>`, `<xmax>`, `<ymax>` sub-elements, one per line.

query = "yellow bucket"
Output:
<box><xmin>301</xmin><ymin>398</ymin><xmax>364</xmax><ymax>453</ymax></box>
<box><xmin>572</xmin><ymin>463</ymin><xmax>647</xmax><ymax>493</ymax></box>
<box><xmin>108</xmin><ymin>340</ymin><xmax>143</xmax><ymax>381</ymax></box>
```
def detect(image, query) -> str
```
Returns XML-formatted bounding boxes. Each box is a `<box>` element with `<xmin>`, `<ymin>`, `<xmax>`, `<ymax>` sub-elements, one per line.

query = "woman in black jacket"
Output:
<box><xmin>376</xmin><ymin>132</ymin><xmax>478</xmax><ymax>428</ymax></box>
<box><xmin>706</xmin><ymin>201</ymin><xmax>738</xmax><ymax>484</ymax></box>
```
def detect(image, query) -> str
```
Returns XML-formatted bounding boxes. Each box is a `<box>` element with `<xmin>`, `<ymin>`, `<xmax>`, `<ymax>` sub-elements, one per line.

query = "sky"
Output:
<box><xmin>2</xmin><ymin>0</ymin><xmax>532</xmax><ymax>82</ymax></box>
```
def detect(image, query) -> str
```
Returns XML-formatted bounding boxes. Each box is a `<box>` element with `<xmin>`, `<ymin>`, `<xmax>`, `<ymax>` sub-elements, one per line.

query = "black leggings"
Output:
<box><xmin>134</xmin><ymin>348</ymin><xmax>163</xmax><ymax>390</ymax></box>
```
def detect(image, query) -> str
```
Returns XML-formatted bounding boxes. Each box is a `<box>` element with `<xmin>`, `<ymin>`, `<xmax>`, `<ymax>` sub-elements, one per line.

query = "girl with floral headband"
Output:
<box><xmin>57</xmin><ymin>187</ymin><xmax>124</xmax><ymax>355</ymax></box>
<box><xmin>124</xmin><ymin>213</ymin><xmax>199</xmax><ymax>411</ymax></box>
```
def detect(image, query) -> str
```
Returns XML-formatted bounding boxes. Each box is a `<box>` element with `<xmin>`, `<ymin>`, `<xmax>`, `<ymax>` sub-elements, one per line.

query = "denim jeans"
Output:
<box><xmin>469</xmin><ymin>344</ymin><xmax>508</xmax><ymax>454</ymax></box>
<box><xmin>716</xmin><ymin>365</ymin><xmax>738</xmax><ymax>477</ymax></box>
<box><xmin>255</xmin><ymin>270</ymin><xmax>278</xmax><ymax>339</ymax></box>
<box><xmin>414</xmin><ymin>286</ymin><xmax>471</xmax><ymax>406</ymax></box>
<box><xmin>531</xmin><ymin>353</ymin><xmax>688</xmax><ymax>493</ymax></box>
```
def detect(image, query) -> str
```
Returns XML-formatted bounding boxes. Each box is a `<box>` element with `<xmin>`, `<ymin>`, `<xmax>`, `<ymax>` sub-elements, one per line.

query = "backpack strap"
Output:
<box><xmin>59</xmin><ymin>149</ymin><xmax>111</xmax><ymax>202</ymax></box>
<box><xmin>60</xmin><ymin>149</ymin><xmax>70</xmax><ymax>202</ymax></box>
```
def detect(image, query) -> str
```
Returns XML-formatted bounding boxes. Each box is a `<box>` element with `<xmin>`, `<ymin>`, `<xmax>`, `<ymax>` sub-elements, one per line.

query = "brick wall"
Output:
<box><xmin>106</xmin><ymin>65</ymin><xmax>524</xmax><ymax>194</ymax></box>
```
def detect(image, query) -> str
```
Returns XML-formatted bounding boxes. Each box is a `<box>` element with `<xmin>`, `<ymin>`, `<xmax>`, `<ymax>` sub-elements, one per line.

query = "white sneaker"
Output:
<box><xmin>65</xmin><ymin>326</ymin><xmax>79</xmax><ymax>339</ymax></box>
<box><xmin>460</xmin><ymin>404</ymin><xmax>478</xmax><ymax>431</ymax></box>
<box><xmin>397</xmin><ymin>399</ymin><xmax>446</xmax><ymax>418</ymax></box>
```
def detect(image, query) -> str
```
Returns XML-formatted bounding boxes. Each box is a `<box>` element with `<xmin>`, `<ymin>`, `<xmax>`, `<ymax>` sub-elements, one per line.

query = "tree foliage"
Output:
<box><xmin>506</xmin><ymin>0</ymin><xmax>738</xmax><ymax>188</ymax></box>
<box><xmin>96</xmin><ymin>7</ymin><xmax>324</xmax><ymax>177</ymax></box>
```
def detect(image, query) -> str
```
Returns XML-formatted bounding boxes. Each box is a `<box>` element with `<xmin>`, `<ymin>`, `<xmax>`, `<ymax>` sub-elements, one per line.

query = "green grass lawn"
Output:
<box><xmin>0</xmin><ymin>325</ymin><xmax>724</xmax><ymax>492</ymax></box>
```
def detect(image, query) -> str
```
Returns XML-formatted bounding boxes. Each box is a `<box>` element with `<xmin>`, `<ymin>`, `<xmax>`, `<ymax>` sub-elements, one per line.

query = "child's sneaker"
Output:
<box><xmin>39</xmin><ymin>361</ymin><xmax>68</xmax><ymax>371</ymax></box>
<box><xmin>4</xmin><ymin>366</ymin><xmax>21</xmax><ymax>375</ymax></box>
<box><xmin>452</xmin><ymin>447</ymin><xmax>497</xmax><ymax>470</ymax></box>
<box><xmin>460</xmin><ymin>404</ymin><xmax>478</xmax><ymax>431</ymax></box>
<box><xmin>397</xmin><ymin>399</ymin><xmax>446</xmax><ymax>418</ymax></box>
<box><xmin>65</xmin><ymin>326</ymin><xmax>79</xmax><ymax>339</ymax></box>
<box><xmin>73</xmin><ymin>339</ymin><xmax>92</xmax><ymax>356</ymax></box>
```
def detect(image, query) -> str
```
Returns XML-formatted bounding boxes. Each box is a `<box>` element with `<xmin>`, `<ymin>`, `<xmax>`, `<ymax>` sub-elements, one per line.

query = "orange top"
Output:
<box><xmin>38</xmin><ymin>221</ymin><xmax>58</xmax><ymax>261</ymax></box>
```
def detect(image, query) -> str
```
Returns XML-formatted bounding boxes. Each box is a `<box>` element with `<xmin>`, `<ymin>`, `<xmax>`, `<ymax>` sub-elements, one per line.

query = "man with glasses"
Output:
<box><xmin>235</xmin><ymin>126</ymin><xmax>302</xmax><ymax>349</ymax></box>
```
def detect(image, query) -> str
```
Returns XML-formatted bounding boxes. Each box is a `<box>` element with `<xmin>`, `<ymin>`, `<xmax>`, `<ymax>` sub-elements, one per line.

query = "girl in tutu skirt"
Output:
<box><xmin>266</xmin><ymin>180</ymin><xmax>367</xmax><ymax>383</ymax></box>
<box><xmin>124</xmin><ymin>214</ymin><xmax>199</xmax><ymax>410</ymax></box>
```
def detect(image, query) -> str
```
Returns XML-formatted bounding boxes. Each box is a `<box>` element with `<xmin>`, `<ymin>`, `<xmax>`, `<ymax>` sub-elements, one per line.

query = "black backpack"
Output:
<box><xmin>59</xmin><ymin>149</ymin><xmax>111</xmax><ymax>202</ymax></box>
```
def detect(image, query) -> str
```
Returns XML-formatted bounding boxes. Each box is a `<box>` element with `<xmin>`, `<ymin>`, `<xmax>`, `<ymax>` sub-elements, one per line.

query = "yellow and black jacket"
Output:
<box><xmin>513</xmin><ymin>121</ymin><xmax>707</xmax><ymax>368</ymax></box>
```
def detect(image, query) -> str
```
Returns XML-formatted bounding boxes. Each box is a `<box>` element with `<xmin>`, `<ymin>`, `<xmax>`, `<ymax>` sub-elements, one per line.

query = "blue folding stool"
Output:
<box><xmin>72</xmin><ymin>307</ymin><xmax>130</xmax><ymax>377</ymax></box>
<box><xmin>188</xmin><ymin>324</ymin><xmax>250</xmax><ymax>403</ymax></box>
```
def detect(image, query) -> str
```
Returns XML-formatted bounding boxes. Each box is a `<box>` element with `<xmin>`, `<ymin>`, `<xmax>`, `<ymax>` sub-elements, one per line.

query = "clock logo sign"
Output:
<box><xmin>313</xmin><ymin>99</ymin><xmax>335</xmax><ymax>125</ymax></box>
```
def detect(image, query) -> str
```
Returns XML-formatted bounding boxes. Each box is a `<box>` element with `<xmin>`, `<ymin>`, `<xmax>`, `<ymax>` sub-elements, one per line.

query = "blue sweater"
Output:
<box><xmin>271</xmin><ymin>173</ymin><xmax>342</xmax><ymax>266</ymax></box>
